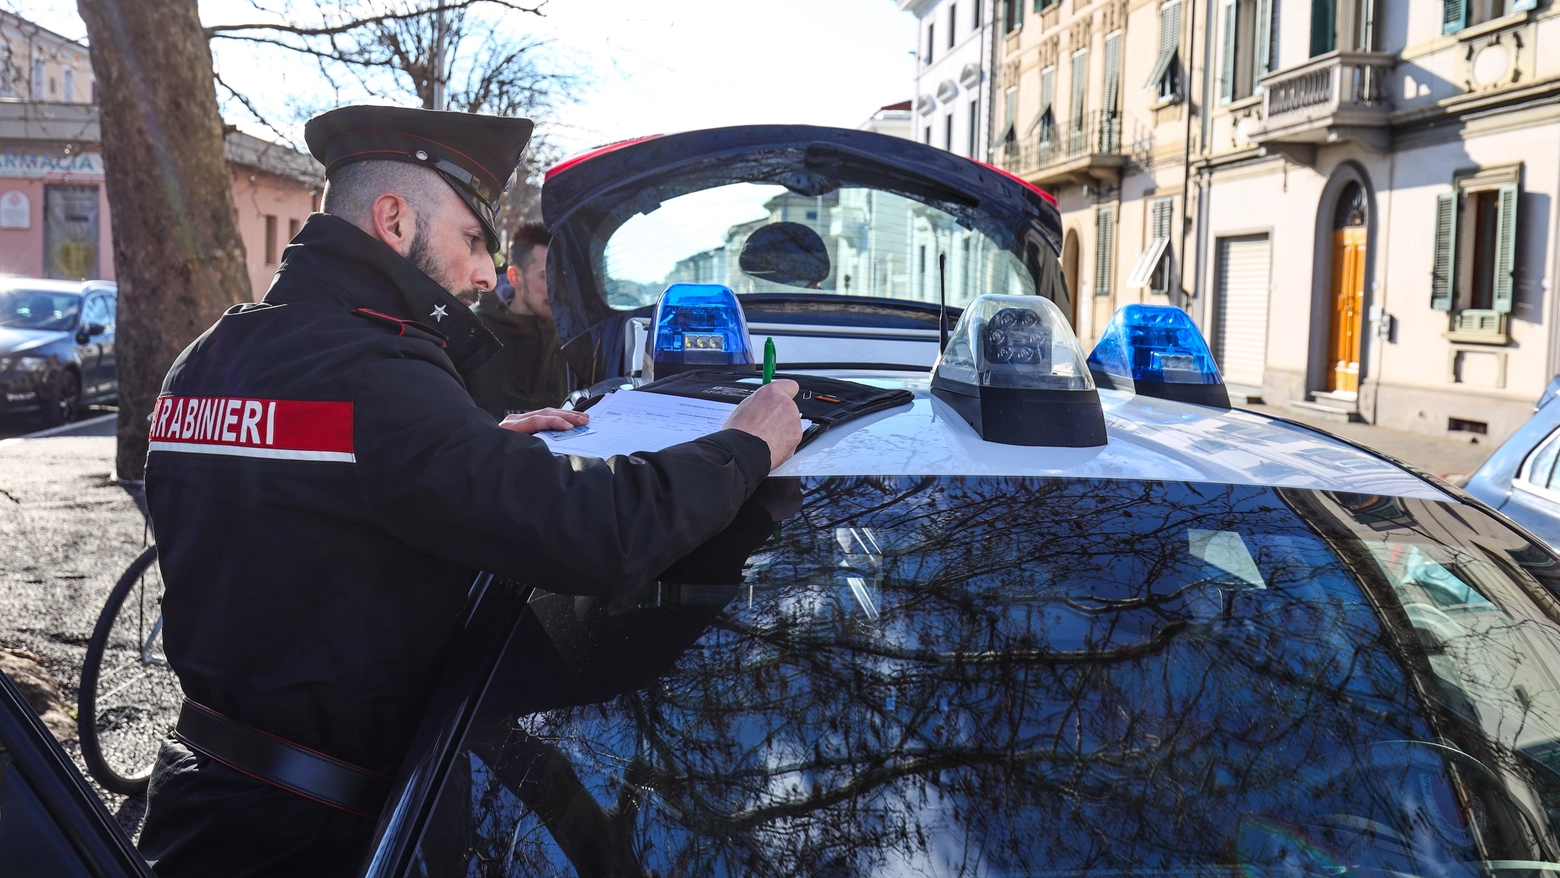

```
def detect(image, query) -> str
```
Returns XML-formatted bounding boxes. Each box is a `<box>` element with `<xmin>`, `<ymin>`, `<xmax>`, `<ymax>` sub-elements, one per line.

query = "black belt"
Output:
<box><xmin>174</xmin><ymin>699</ymin><xmax>392</xmax><ymax>819</ymax></box>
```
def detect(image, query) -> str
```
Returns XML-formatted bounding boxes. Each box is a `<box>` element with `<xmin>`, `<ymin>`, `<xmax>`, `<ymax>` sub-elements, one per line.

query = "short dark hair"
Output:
<box><xmin>508</xmin><ymin>222</ymin><xmax>551</xmax><ymax>269</ymax></box>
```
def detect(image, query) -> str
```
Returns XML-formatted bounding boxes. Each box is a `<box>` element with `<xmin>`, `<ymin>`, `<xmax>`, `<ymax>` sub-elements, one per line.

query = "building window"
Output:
<box><xmin>995</xmin><ymin>85</ymin><xmax>1019</xmax><ymax>156</ymax></box>
<box><xmin>1432</xmin><ymin>171</ymin><xmax>1520</xmax><ymax>338</ymax></box>
<box><xmin>1004</xmin><ymin>0</ymin><xmax>1023</xmax><ymax>33</ymax></box>
<box><xmin>1031</xmin><ymin>65</ymin><xmax>1056</xmax><ymax>151</ymax></box>
<box><xmin>1035</xmin><ymin>0</ymin><xmax>1060</xmax><ymax>10</ymax></box>
<box><xmin>264</xmin><ymin>215</ymin><xmax>279</xmax><ymax>265</ymax></box>
<box><xmin>62</xmin><ymin>67</ymin><xmax>74</xmax><ymax>102</ymax></box>
<box><xmin>30</xmin><ymin>57</ymin><xmax>43</xmax><ymax>100</ymax></box>
<box><xmin>924</xmin><ymin>125</ymin><xmax>933</xmax><ymax>144</ymax></box>
<box><xmin>974</xmin><ymin>0</ymin><xmax>982</xmax><ymax>28</ymax></box>
<box><xmin>968</xmin><ymin>98</ymin><xmax>979</xmax><ymax>157</ymax></box>
<box><xmin>944</xmin><ymin>113</ymin><xmax>954</xmax><ymax>152</ymax></box>
<box><xmin>1146</xmin><ymin>0</ymin><xmax>1183</xmax><ymax>103</ymax></box>
<box><xmin>1442</xmin><ymin>0</ymin><xmax>1535</xmax><ymax>34</ymax></box>
<box><xmin>949</xmin><ymin>5</ymin><xmax>958</xmax><ymax>46</ymax></box>
<box><xmin>0</xmin><ymin>49</ymin><xmax>13</xmax><ymax>97</ymax></box>
<box><xmin>1312</xmin><ymin>0</ymin><xmax>1383</xmax><ymax>54</ymax></box>
<box><xmin>927</xmin><ymin>24</ymin><xmax>935</xmax><ymax>64</ymax></box>
<box><xmin>1095</xmin><ymin>207</ymin><xmax>1115</xmax><ymax>298</ymax></box>
<box><xmin>1127</xmin><ymin>197</ymin><xmax>1176</xmax><ymax>294</ymax></box>
<box><xmin>1220</xmin><ymin>0</ymin><xmax>1273</xmax><ymax>103</ymax></box>
<box><xmin>288</xmin><ymin>218</ymin><xmax>301</xmax><ymax>240</ymax></box>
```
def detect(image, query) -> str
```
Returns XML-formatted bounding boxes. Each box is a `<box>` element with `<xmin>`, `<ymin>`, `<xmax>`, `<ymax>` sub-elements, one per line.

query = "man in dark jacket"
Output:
<box><xmin>135</xmin><ymin>106</ymin><xmax>802</xmax><ymax>877</ymax></box>
<box><xmin>466</xmin><ymin>222</ymin><xmax>569</xmax><ymax>418</ymax></box>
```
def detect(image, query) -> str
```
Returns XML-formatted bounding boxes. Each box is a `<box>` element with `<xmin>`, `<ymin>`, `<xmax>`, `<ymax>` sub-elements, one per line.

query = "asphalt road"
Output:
<box><xmin>0</xmin><ymin>412</ymin><xmax>153</xmax><ymax>833</ymax></box>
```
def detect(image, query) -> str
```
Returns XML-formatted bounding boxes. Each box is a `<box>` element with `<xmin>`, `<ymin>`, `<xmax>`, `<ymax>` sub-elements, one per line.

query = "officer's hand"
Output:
<box><xmin>722</xmin><ymin>379</ymin><xmax>803</xmax><ymax>471</ymax></box>
<box><xmin>500</xmin><ymin>408</ymin><xmax>590</xmax><ymax>435</ymax></box>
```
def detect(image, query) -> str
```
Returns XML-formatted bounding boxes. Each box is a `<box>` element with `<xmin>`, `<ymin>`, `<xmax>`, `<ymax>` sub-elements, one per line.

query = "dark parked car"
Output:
<box><xmin>1463</xmin><ymin>375</ymin><xmax>1560</xmax><ymax>549</ymax></box>
<box><xmin>8</xmin><ymin>127</ymin><xmax>1560</xmax><ymax>877</ymax></box>
<box><xmin>0</xmin><ymin>278</ymin><xmax>118</xmax><ymax>427</ymax></box>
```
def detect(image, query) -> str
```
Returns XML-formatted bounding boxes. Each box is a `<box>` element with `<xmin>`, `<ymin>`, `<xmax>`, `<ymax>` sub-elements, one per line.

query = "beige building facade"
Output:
<box><xmin>994</xmin><ymin>0</ymin><xmax>1560</xmax><ymax>445</ymax></box>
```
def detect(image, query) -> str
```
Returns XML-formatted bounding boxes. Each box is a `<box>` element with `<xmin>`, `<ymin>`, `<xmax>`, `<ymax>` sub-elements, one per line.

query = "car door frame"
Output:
<box><xmin>0</xmin><ymin>670</ymin><xmax>153</xmax><ymax>877</ymax></box>
<box><xmin>75</xmin><ymin>293</ymin><xmax>109</xmax><ymax>401</ymax></box>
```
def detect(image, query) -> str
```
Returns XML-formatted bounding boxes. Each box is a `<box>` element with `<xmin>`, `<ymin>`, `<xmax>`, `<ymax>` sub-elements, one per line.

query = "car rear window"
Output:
<box><xmin>413</xmin><ymin>477</ymin><xmax>1560</xmax><ymax>877</ymax></box>
<box><xmin>598</xmin><ymin>182</ymin><xmax>1035</xmax><ymax>310</ymax></box>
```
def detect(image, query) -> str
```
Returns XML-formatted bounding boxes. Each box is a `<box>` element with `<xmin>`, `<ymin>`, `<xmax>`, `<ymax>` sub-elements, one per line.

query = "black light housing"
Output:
<box><xmin>929</xmin><ymin>295</ymin><xmax>1108</xmax><ymax>447</ymax></box>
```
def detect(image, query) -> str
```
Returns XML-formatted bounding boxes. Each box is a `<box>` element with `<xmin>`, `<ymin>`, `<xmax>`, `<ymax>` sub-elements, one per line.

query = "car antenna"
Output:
<box><xmin>938</xmin><ymin>252</ymin><xmax>949</xmax><ymax>353</ymax></box>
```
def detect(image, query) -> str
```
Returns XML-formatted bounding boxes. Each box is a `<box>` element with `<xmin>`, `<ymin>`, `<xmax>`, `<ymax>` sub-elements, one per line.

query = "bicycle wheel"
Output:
<box><xmin>79</xmin><ymin>545</ymin><xmax>182</xmax><ymax>795</ymax></box>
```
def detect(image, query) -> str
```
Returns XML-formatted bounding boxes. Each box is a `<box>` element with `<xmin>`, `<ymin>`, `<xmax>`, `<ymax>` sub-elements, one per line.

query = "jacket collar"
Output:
<box><xmin>268</xmin><ymin>213</ymin><xmax>500</xmax><ymax>375</ymax></box>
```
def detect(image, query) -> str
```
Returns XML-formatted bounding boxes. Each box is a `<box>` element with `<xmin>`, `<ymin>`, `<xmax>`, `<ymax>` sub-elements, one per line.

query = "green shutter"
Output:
<box><xmin>1254</xmin><ymin>0</ymin><xmax>1273</xmax><ymax>80</ymax></box>
<box><xmin>1431</xmin><ymin>191</ymin><xmax>1457</xmax><ymax>312</ymax></box>
<box><xmin>1103</xmin><ymin>32</ymin><xmax>1121</xmax><ymax>113</ymax></box>
<box><xmin>1493</xmin><ymin>181</ymin><xmax>1519</xmax><ymax>314</ymax></box>
<box><xmin>1311</xmin><ymin>0</ymin><xmax>1336</xmax><ymax>56</ymax></box>
<box><xmin>1095</xmin><ymin>208</ymin><xmax>1114</xmax><ymax>297</ymax></box>
<box><xmin>1070</xmin><ymin>49</ymin><xmax>1088</xmax><ymax>130</ymax></box>
<box><xmin>1220</xmin><ymin>1</ymin><xmax>1238</xmax><ymax>104</ymax></box>
<box><xmin>1443</xmin><ymin>0</ymin><xmax>1467</xmax><ymax>34</ymax></box>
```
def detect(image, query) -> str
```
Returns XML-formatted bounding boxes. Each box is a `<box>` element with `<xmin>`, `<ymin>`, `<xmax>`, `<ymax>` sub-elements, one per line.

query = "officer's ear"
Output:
<box><xmin>369</xmin><ymin>192</ymin><xmax>416</xmax><ymax>257</ymax></box>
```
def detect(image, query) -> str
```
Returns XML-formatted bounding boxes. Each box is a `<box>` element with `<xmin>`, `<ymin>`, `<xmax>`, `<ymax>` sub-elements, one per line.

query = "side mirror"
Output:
<box><xmin>76</xmin><ymin>322</ymin><xmax>106</xmax><ymax>344</ymax></box>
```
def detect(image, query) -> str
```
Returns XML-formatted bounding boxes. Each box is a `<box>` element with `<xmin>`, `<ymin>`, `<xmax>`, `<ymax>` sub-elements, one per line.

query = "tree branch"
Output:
<box><xmin>204</xmin><ymin>0</ymin><xmax>544</xmax><ymax>40</ymax></box>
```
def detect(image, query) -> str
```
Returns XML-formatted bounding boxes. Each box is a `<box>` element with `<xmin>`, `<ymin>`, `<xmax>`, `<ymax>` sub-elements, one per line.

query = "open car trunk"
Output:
<box><xmin>539</xmin><ymin>125</ymin><xmax>1066</xmax><ymax>385</ymax></box>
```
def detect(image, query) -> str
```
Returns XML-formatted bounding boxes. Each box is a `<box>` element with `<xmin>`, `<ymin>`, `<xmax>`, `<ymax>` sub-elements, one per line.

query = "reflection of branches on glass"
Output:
<box><xmin>419</xmin><ymin>478</ymin><xmax>1560</xmax><ymax>877</ymax></box>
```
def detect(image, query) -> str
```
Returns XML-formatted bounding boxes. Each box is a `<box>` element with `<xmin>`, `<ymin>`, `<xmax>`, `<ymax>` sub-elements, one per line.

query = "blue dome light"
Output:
<box><xmin>1087</xmin><ymin>305</ymin><xmax>1230</xmax><ymax>408</ymax></box>
<box><xmin>645</xmin><ymin>284</ymin><xmax>756</xmax><ymax>380</ymax></box>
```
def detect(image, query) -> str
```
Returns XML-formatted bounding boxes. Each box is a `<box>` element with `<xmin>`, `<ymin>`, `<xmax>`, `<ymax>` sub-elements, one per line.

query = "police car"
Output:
<box><xmin>6</xmin><ymin>125</ymin><xmax>1560</xmax><ymax>877</ymax></box>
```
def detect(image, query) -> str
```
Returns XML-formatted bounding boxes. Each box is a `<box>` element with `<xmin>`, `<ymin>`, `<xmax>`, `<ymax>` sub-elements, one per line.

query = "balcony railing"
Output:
<box><xmin>998</xmin><ymin>109</ymin><xmax>1122</xmax><ymax>178</ymax></box>
<box><xmin>1254</xmin><ymin>50</ymin><xmax>1394</xmax><ymax>137</ymax></box>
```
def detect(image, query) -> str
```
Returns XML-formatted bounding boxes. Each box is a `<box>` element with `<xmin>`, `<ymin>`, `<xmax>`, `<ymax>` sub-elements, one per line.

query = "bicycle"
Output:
<box><xmin>78</xmin><ymin>544</ymin><xmax>183</xmax><ymax>795</ymax></box>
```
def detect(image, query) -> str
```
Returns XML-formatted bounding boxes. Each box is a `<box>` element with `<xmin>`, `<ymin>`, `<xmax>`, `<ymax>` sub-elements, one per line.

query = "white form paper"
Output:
<box><xmin>536</xmin><ymin>390</ymin><xmax>810</xmax><ymax>458</ymax></box>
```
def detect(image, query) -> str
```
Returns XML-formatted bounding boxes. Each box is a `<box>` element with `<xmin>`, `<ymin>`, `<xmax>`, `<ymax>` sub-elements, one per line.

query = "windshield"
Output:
<box><xmin>0</xmin><ymin>289</ymin><xmax>80</xmax><ymax>331</ymax></box>
<box><xmin>415</xmin><ymin>478</ymin><xmax>1560</xmax><ymax>877</ymax></box>
<box><xmin>599</xmin><ymin>182</ymin><xmax>1035</xmax><ymax>310</ymax></box>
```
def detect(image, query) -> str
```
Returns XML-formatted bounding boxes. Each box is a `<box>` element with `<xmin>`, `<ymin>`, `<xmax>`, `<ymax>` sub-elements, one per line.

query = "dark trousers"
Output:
<box><xmin>138</xmin><ymin>740</ymin><xmax>377</xmax><ymax>877</ymax></box>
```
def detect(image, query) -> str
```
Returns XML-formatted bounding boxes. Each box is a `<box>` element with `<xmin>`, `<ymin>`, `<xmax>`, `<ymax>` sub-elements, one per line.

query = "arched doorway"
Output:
<box><xmin>1326</xmin><ymin>183</ymin><xmax>1368</xmax><ymax>394</ymax></box>
<box><xmin>1062</xmin><ymin>229</ymin><xmax>1081</xmax><ymax>330</ymax></box>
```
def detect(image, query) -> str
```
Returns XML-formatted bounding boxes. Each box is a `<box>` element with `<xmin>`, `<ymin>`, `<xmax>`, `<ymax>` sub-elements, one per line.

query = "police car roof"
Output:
<box><xmin>774</xmin><ymin>371</ymin><xmax>1448</xmax><ymax>501</ymax></box>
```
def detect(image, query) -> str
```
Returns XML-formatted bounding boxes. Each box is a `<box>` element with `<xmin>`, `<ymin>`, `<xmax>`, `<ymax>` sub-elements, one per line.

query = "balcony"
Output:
<box><xmin>997</xmin><ymin>110</ymin><xmax>1127</xmax><ymax>187</ymax></box>
<box><xmin>1245</xmin><ymin>51</ymin><xmax>1395</xmax><ymax>162</ymax></box>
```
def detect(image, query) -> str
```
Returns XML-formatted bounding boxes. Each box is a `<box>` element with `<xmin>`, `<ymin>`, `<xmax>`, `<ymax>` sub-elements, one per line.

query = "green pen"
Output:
<box><xmin>762</xmin><ymin>337</ymin><xmax>776</xmax><ymax>384</ymax></box>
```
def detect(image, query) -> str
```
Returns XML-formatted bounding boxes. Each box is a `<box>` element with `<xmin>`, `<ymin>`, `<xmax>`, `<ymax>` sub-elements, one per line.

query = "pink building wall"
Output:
<box><xmin>0</xmin><ymin>152</ymin><xmax>317</xmax><ymax>300</ymax></box>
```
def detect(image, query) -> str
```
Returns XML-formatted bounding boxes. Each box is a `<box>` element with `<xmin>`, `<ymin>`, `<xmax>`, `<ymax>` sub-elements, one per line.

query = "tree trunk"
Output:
<box><xmin>76</xmin><ymin>0</ymin><xmax>250</xmax><ymax>482</ymax></box>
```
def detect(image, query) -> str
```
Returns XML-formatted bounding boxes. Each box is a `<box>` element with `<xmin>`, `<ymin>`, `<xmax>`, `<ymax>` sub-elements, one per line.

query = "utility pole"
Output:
<box><xmin>430</xmin><ymin>6</ymin><xmax>447</xmax><ymax>111</ymax></box>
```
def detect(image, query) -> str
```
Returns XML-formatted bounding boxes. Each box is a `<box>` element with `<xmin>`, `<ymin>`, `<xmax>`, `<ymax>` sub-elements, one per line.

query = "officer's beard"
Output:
<box><xmin>406</xmin><ymin>218</ymin><xmax>480</xmax><ymax>306</ymax></box>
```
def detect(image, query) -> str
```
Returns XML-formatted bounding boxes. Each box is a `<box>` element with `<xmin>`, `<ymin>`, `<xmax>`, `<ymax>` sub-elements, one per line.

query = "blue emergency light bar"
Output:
<box><xmin>1087</xmin><ymin>305</ymin><xmax>1230</xmax><ymax>409</ymax></box>
<box><xmin>644</xmin><ymin>283</ymin><xmax>756</xmax><ymax>381</ymax></box>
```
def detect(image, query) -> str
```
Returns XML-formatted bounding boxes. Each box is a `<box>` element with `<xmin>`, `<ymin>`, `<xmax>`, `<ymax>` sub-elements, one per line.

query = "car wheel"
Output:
<box><xmin>40</xmin><ymin>369</ymin><xmax>80</xmax><ymax>428</ymax></box>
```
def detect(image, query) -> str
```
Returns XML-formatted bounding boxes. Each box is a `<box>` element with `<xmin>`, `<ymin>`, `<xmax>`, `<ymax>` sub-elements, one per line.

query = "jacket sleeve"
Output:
<box><xmin>349</xmin><ymin>356</ymin><xmax>773</xmax><ymax>596</ymax></box>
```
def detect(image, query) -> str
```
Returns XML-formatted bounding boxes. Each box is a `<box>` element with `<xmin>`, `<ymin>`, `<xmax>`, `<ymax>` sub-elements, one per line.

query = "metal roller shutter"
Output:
<box><xmin>1215</xmin><ymin>234</ymin><xmax>1271</xmax><ymax>389</ymax></box>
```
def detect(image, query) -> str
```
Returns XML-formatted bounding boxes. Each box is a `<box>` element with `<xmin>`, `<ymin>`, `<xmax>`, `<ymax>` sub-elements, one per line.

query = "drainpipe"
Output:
<box><xmin>986</xmin><ymin>0</ymin><xmax>999</xmax><ymax>160</ymax></box>
<box><xmin>1175</xmin><ymin>0</ymin><xmax>1201</xmax><ymax>310</ymax></box>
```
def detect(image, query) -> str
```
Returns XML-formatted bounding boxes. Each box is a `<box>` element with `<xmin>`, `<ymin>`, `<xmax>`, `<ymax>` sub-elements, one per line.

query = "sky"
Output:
<box><xmin>16</xmin><ymin>0</ymin><xmax>919</xmax><ymax>157</ymax></box>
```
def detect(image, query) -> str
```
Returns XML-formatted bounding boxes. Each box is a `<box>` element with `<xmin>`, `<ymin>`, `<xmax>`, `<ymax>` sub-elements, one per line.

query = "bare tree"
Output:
<box><xmin>61</xmin><ymin>0</ymin><xmax>573</xmax><ymax>478</ymax></box>
<box><xmin>76</xmin><ymin>0</ymin><xmax>250</xmax><ymax>483</ymax></box>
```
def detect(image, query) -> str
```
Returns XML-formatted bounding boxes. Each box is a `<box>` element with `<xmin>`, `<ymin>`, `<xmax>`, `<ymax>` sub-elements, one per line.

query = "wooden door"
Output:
<box><xmin>1327</xmin><ymin>227</ymin><xmax>1367</xmax><ymax>394</ymax></box>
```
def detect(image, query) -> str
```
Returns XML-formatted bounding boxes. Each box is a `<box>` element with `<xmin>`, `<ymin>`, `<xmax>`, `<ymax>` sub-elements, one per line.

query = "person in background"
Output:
<box><xmin>466</xmin><ymin>222</ymin><xmax>569</xmax><ymax>419</ymax></box>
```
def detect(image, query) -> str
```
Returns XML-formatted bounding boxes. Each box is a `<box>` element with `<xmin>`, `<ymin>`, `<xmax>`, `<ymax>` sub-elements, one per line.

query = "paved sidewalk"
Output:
<box><xmin>1242</xmin><ymin>403</ymin><xmax>1495</xmax><ymax>482</ymax></box>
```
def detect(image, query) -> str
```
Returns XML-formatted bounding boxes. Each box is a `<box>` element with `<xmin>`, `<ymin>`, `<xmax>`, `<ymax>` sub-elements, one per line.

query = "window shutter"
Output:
<box><xmin>1255</xmin><ymin>0</ymin><xmax>1274</xmax><ymax>81</ymax></box>
<box><xmin>1431</xmin><ymin>191</ymin><xmax>1457</xmax><ymax>312</ymax></box>
<box><xmin>1310</xmin><ymin>0</ymin><xmax>1336</xmax><ymax>56</ymax></box>
<box><xmin>1095</xmin><ymin>208</ymin><xmax>1115</xmax><ymax>298</ymax></box>
<box><xmin>1070</xmin><ymin>49</ymin><xmax>1088</xmax><ymax>130</ymax></box>
<box><xmin>1442</xmin><ymin>0</ymin><xmax>1467</xmax><ymax>35</ymax></box>
<box><xmin>1493</xmin><ymin>181</ymin><xmax>1519</xmax><ymax>314</ymax></box>
<box><xmin>1220</xmin><ymin>1</ymin><xmax>1238</xmax><ymax>104</ymax></box>
<box><xmin>1153</xmin><ymin>197</ymin><xmax>1174</xmax><ymax>240</ymax></box>
<box><xmin>1040</xmin><ymin>66</ymin><xmax>1056</xmax><ymax>143</ymax></box>
<box><xmin>1103</xmin><ymin>32</ymin><xmax>1121</xmax><ymax>114</ymax></box>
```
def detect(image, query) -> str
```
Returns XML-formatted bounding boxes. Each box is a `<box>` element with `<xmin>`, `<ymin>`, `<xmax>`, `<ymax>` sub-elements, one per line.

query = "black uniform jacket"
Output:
<box><xmin>463</xmin><ymin>291</ymin><xmax>570</xmax><ymax>420</ymax></box>
<box><xmin>143</xmin><ymin>213</ymin><xmax>771</xmax><ymax>780</ymax></box>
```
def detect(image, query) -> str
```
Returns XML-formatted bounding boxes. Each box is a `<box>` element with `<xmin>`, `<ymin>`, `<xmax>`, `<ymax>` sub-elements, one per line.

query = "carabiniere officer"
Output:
<box><xmin>137</xmin><ymin>106</ymin><xmax>803</xmax><ymax>877</ymax></box>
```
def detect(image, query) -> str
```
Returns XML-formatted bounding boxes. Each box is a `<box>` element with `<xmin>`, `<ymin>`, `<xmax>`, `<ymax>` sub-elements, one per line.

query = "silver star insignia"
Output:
<box><xmin>431</xmin><ymin>304</ymin><xmax>449</xmax><ymax>322</ymax></box>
